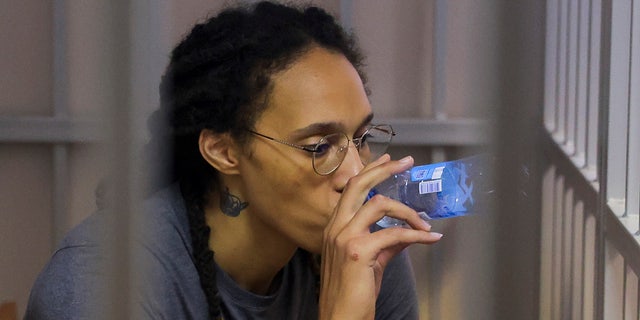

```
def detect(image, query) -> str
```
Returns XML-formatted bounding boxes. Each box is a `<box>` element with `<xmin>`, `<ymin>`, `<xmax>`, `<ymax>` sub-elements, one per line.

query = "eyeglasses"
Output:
<box><xmin>248</xmin><ymin>124</ymin><xmax>396</xmax><ymax>175</ymax></box>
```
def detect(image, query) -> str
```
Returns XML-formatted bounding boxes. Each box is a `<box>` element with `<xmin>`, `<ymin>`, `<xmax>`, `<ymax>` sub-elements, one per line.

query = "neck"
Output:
<box><xmin>205</xmin><ymin>200</ymin><xmax>298</xmax><ymax>295</ymax></box>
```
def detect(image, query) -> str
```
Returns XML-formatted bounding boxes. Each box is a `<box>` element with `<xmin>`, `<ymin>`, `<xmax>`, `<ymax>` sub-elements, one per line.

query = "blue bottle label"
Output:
<box><xmin>410</xmin><ymin>163</ymin><xmax>447</xmax><ymax>181</ymax></box>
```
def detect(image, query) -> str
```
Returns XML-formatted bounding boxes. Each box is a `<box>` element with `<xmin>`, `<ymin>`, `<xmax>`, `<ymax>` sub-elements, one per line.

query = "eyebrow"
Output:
<box><xmin>288</xmin><ymin>113</ymin><xmax>374</xmax><ymax>140</ymax></box>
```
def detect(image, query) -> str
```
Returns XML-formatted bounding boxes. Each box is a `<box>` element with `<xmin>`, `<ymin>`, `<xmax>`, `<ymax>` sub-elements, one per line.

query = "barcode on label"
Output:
<box><xmin>419</xmin><ymin>179</ymin><xmax>442</xmax><ymax>194</ymax></box>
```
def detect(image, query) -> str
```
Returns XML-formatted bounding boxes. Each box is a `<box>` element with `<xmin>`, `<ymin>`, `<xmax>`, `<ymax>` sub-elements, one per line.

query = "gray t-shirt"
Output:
<box><xmin>25</xmin><ymin>185</ymin><xmax>419</xmax><ymax>319</ymax></box>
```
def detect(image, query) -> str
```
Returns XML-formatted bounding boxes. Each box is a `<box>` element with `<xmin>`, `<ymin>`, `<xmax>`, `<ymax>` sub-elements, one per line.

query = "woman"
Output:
<box><xmin>26</xmin><ymin>2</ymin><xmax>442</xmax><ymax>319</ymax></box>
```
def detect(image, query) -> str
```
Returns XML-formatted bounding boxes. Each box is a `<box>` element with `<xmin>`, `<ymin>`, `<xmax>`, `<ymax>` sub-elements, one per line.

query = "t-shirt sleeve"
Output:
<box><xmin>24</xmin><ymin>244</ymin><xmax>103</xmax><ymax>320</ymax></box>
<box><xmin>375</xmin><ymin>249</ymin><xmax>420</xmax><ymax>320</ymax></box>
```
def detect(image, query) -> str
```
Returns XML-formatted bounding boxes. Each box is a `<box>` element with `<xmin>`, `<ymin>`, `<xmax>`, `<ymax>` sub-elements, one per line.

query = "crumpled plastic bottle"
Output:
<box><xmin>368</xmin><ymin>154</ymin><xmax>496</xmax><ymax>228</ymax></box>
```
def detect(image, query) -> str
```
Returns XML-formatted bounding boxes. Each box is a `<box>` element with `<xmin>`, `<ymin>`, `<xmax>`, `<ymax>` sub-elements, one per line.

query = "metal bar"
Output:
<box><xmin>607</xmin><ymin>0</ymin><xmax>632</xmax><ymax>215</ymax></box>
<box><xmin>543</xmin><ymin>129</ymin><xmax>602</xmax><ymax>197</ymax></box>
<box><xmin>563</xmin><ymin>187</ymin><xmax>576</xmax><ymax>318</ymax></box>
<box><xmin>51</xmin><ymin>146</ymin><xmax>69</xmax><ymax>247</ymax></box>
<box><xmin>552</xmin><ymin>175</ymin><xmax>564</xmax><ymax>320</ymax></box>
<box><xmin>432</xmin><ymin>0</ymin><xmax>447</xmax><ymax>120</ymax></box>
<box><xmin>606</xmin><ymin>210</ymin><xmax>640</xmax><ymax>276</ymax></box>
<box><xmin>556</xmin><ymin>0</ymin><xmax>569</xmax><ymax>143</ymax></box>
<box><xmin>566</xmin><ymin>0</ymin><xmax>578</xmax><ymax>155</ymax></box>
<box><xmin>637</xmin><ymin>275</ymin><xmax>640</xmax><ymax>320</ymax></box>
<box><xmin>102</xmin><ymin>1</ymin><xmax>132</xmax><ymax>318</ymax></box>
<box><xmin>596</xmin><ymin>0</ymin><xmax>613</xmax><ymax>317</ymax></box>
<box><xmin>627</xmin><ymin>0</ymin><xmax>640</xmax><ymax>226</ymax></box>
<box><xmin>0</xmin><ymin>117</ymin><xmax>491</xmax><ymax>147</ymax></box>
<box><xmin>545</xmin><ymin>0</ymin><xmax>559</xmax><ymax>132</ymax></box>
<box><xmin>0</xmin><ymin>117</ymin><xmax>105</xmax><ymax>143</ymax></box>
<box><xmin>586</xmin><ymin>0</ymin><xmax>602</xmax><ymax>182</ymax></box>
<box><xmin>575</xmin><ymin>0</ymin><xmax>589</xmax><ymax>168</ymax></box>
<box><xmin>378</xmin><ymin>118</ymin><xmax>492</xmax><ymax>146</ymax></box>
<box><xmin>604</xmin><ymin>241</ymin><xmax>625</xmax><ymax>318</ymax></box>
<box><xmin>52</xmin><ymin>0</ymin><xmax>70</xmax><ymax>249</ymax></box>
<box><xmin>339</xmin><ymin>0</ymin><xmax>353</xmax><ymax>31</ymax></box>
<box><xmin>555</xmin><ymin>0</ymin><xmax>565</xmax><ymax>138</ymax></box>
<box><xmin>429</xmin><ymin>0</ymin><xmax>450</xmax><ymax>163</ymax></box>
<box><xmin>573</xmin><ymin>200</ymin><xmax>586</xmax><ymax>319</ymax></box>
<box><xmin>624</xmin><ymin>265</ymin><xmax>638</xmax><ymax>320</ymax></box>
<box><xmin>585</xmin><ymin>213</ymin><xmax>597</xmax><ymax>320</ymax></box>
<box><xmin>540</xmin><ymin>165</ymin><xmax>556</xmax><ymax>319</ymax></box>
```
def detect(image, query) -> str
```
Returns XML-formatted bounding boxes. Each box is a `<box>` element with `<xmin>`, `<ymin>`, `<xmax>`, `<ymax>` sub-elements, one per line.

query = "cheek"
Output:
<box><xmin>241</xmin><ymin>149</ymin><xmax>335</xmax><ymax>223</ymax></box>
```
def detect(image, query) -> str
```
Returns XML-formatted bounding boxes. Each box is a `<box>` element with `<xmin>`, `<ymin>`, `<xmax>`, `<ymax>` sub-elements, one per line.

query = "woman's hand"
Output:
<box><xmin>318</xmin><ymin>154</ymin><xmax>443</xmax><ymax>320</ymax></box>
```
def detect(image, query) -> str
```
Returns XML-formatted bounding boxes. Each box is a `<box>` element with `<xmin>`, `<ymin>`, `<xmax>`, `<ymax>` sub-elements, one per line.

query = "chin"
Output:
<box><xmin>297</xmin><ymin>230</ymin><xmax>324</xmax><ymax>254</ymax></box>
<box><xmin>304</xmin><ymin>243</ymin><xmax>323</xmax><ymax>255</ymax></box>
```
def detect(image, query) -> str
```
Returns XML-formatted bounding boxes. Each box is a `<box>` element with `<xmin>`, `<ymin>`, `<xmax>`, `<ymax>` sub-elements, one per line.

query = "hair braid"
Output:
<box><xmin>145</xmin><ymin>2</ymin><xmax>367</xmax><ymax>318</ymax></box>
<box><xmin>180</xmin><ymin>181</ymin><xmax>223</xmax><ymax>319</ymax></box>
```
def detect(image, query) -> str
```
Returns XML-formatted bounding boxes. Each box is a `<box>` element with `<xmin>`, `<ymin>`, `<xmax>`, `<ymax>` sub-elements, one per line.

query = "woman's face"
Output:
<box><xmin>238</xmin><ymin>47</ymin><xmax>373</xmax><ymax>254</ymax></box>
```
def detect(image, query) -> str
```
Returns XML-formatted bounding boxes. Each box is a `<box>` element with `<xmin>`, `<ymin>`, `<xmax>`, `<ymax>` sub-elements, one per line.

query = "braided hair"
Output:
<box><xmin>146</xmin><ymin>2</ymin><xmax>367</xmax><ymax>318</ymax></box>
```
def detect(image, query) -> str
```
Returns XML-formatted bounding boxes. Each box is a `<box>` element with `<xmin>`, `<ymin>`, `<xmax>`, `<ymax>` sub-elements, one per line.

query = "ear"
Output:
<box><xmin>198</xmin><ymin>130</ymin><xmax>241</xmax><ymax>175</ymax></box>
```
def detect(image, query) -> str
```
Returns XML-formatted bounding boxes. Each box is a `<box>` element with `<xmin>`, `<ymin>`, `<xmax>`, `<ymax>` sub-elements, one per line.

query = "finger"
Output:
<box><xmin>325</xmin><ymin>154</ymin><xmax>397</xmax><ymax>233</ymax></box>
<box><xmin>373</xmin><ymin>228</ymin><xmax>443</xmax><ymax>265</ymax></box>
<box><xmin>357</xmin><ymin>153</ymin><xmax>392</xmax><ymax>176</ymax></box>
<box><xmin>342</xmin><ymin>228</ymin><xmax>442</xmax><ymax>267</ymax></box>
<box><xmin>348</xmin><ymin>194</ymin><xmax>432</xmax><ymax>232</ymax></box>
<box><xmin>335</xmin><ymin>155</ymin><xmax>414</xmax><ymax>223</ymax></box>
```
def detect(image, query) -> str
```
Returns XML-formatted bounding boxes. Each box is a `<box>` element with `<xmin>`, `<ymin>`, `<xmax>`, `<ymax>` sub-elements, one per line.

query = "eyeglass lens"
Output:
<box><xmin>312</xmin><ymin>125</ymin><xmax>394</xmax><ymax>175</ymax></box>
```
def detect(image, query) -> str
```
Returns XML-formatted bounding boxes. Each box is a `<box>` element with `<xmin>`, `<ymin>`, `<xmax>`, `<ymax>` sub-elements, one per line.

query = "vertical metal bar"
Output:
<box><xmin>554</xmin><ymin>0</ymin><xmax>564</xmax><ymax>136</ymax></box>
<box><xmin>432</xmin><ymin>0</ymin><xmax>447</xmax><ymax>121</ymax></box>
<box><xmin>51</xmin><ymin>147</ymin><xmax>68</xmax><ymax>245</ymax></box>
<box><xmin>562</xmin><ymin>188</ymin><xmax>575</xmax><ymax>319</ymax></box>
<box><xmin>552</xmin><ymin>175</ymin><xmax>565</xmax><ymax>320</ymax></box>
<box><xmin>52</xmin><ymin>0</ymin><xmax>69</xmax><ymax>249</ymax></box>
<box><xmin>566</xmin><ymin>0</ymin><xmax>578</xmax><ymax>155</ymax></box>
<box><xmin>627</xmin><ymin>0</ymin><xmax>640</xmax><ymax>229</ymax></box>
<box><xmin>540</xmin><ymin>166</ymin><xmax>556</xmax><ymax>319</ymax></box>
<box><xmin>637</xmin><ymin>276</ymin><xmax>640</xmax><ymax>320</ymax></box>
<box><xmin>339</xmin><ymin>0</ymin><xmax>353</xmax><ymax>31</ymax></box>
<box><xmin>584</xmin><ymin>213</ymin><xmax>597</xmax><ymax>320</ymax></box>
<box><xmin>607</xmin><ymin>0</ymin><xmax>632</xmax><ymax>216</ymax></box>
<box><xmin>557</xmin><ymin>0</ymin><xmax>569</xmax><ymax>142</ymax></box>
<box><xmin>102</xmin><ymin>1</ymin><xmax>133</xmax><ymax>318</ymax></box>
<box><xmin>603</xmin><ymin>243</ymin><xmax>624</xmax><ymax>319</ymax></box>
<box><xmin>586</xmin><ymin>0</ymin><xmax>602</xmax><ymax>182</ymax></box>
<box><xmin>576</xmin><ymin>0</ymin><xmax>589</xmax><ymax>167</ymax></box>
<box><xmin>127</xmin><ymin>3</ymin><xmax>172</xmax><ymax>318</ymax></box>
<box><xmin>597</xmin><ymin>0</ymin><xmax>613</xmax><ymax>317</ymax></box>
<box><xmin>545</xmin><ymin>0</ymin><xmax>559</xmax><ymax>132</ymax></box>
<box><xmin>624</xmin><ymin>265</ymin><xmax>639</xmax><ymax>320</ymax></box>
<box><xmin>573</xmin><ymin>200</ymin><xmax>586</xmax><ymax>320</ymax></box>
<box><xmin>431</xmin><ymin>0</ymin><xmax>448</xmax><ymax>163</ymax></box>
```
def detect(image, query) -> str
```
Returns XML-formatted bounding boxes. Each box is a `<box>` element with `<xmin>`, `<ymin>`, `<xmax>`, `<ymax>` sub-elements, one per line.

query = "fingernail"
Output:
<box><xmin>431</xmin><ymin>232</ymin><xmax>443</xmax><ymax>239</ymax></box>
<box><xmin>422</xmin><ymin>220</ymin><xmax>432</xmax><ymax>231</ymax></box>
<box><xmin>399</xmin><ymin>156</ymin><xmax>412</xmax><ymax>164</ymax></box>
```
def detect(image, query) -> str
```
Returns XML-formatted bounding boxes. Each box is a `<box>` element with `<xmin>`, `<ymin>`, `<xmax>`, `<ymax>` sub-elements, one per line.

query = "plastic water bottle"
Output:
<box><xmin>369</xmin><ymin>154</ymin><xmax>496</xmax><ymax>228</ymax></box>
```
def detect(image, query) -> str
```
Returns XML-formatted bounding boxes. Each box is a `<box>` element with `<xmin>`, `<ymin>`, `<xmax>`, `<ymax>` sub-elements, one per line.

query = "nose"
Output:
<box><xmin>335</xmin><ymin>143</ymin><xmax>365</xmax><ymax>179</ymax></box>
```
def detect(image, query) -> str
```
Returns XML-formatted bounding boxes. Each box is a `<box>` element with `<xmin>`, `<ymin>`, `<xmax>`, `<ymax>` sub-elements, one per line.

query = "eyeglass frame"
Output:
<box><xmin>247</xmin><ymin>124</ymin><xmax>396</xmax><ymax>175</ymax></box>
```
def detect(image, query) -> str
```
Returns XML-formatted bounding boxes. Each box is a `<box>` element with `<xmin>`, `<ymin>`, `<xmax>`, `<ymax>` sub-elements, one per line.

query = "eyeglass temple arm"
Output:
<box><xmin>352</xmin><ymin>126</ymin><xmax>397</xmax><ymax>146</ymax></box>
<box><xmin>248</xmin><ymin>130</ymin><xmax>317</xmax><ymax>153</ymax></box>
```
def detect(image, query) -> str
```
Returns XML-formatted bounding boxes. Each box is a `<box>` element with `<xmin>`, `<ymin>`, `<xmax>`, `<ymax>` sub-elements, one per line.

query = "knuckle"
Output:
<box><xmin>368</xmin><ymin>194</ymin><xmax>394</xmax><ymax>210</ymax></box>
<box><xmin>333</xmin><ymin>232</ymin><xmax>350</xmax><ymax>248</ymax></box>
<box><xmin>368</xmin><ymin>193</ymin><xmax>388</xmax><ymax>204</ymax></box>
<box><xmin>344</xmin><ymin>174</ymin><xmax>366</xmax><ymax>191</ymax></box>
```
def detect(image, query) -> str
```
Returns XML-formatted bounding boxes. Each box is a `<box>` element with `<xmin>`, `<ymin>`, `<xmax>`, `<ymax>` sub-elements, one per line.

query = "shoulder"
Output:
<box><xmin>26</xmin><ymin>185</ymin><xmax>207</xmax><ymax>319</ymax></box>
<box><xmin>375</xmin><ymin>250</ymin><xmax>420</xmax><ymax>320</ymax></box>
<box><xmin>25</xmin><ymin>216</ymin><xmax>104</xmax><ymax>319</ymax></box>
<box><xmin>134</xmin><ymin>185</ymin><xmax>209</xmax><ymax>318</ymax></box>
